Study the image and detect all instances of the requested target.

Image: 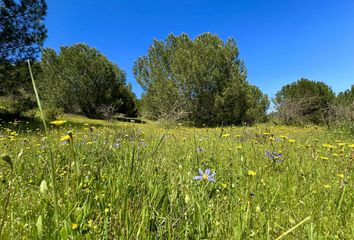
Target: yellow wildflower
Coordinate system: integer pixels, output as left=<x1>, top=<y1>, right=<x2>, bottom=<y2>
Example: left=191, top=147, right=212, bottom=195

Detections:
left=247, top=170, right=257, bottom=177
left=49, top=120, right=67, bottom=126
left=322, top=144, right=336, bottom=149
left=60, top=135, right=71, bottom=142
left=71, top=223, right=78, bottom=230
left=337, top=173, right=344, bottom=179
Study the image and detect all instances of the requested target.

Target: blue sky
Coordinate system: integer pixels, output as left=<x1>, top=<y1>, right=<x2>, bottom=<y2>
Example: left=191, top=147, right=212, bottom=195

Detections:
left=45, top=0, right=354, bottom=101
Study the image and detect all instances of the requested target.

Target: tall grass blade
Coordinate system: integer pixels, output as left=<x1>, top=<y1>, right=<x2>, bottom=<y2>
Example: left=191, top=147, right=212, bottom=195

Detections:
left=275, top=216, right=311, bottom=240
left=28, top=59, right=59, bottom=228
left=27, top=60, right=47, bottom=134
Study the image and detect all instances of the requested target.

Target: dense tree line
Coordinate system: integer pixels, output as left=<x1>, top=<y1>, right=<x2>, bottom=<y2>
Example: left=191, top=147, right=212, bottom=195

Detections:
left=1, top=1, right=352, bottom=127
left=134, top=33, right=269, bottom=125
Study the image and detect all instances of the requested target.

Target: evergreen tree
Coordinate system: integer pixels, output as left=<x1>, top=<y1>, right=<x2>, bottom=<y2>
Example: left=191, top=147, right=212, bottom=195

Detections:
left=274, top=78, right=335, bottom=124
left=40, top=44, right=138, bottom=118
left=0, top=0, right=47, bottom=115
left=133, top=33, right=268, bottom=125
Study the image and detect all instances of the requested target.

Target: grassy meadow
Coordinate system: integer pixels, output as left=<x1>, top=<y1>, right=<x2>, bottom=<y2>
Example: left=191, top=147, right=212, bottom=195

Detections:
left=1, top=115, right=354, bottom=239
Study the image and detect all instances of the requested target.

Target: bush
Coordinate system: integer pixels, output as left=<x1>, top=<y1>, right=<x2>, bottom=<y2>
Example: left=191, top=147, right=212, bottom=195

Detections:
left=274, top=79, right=335, bottom=125
left=43, top=108, right=64, bottom=121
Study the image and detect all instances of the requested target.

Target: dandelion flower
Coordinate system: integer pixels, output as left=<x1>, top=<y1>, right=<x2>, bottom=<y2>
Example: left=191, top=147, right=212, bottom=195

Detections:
left=49, top=120, right=67, bottom=126
left=247, top=170, right=257, bottom=176
left=71, top=223, right=78, bottom=230
left=60, top=135, right=71, bottom=142
left=322, top=144, right=336, bottom=149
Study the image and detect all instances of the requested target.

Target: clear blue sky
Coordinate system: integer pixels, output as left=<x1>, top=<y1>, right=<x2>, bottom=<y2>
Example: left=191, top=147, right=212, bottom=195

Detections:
left=44, top=0, right=354, bottom=101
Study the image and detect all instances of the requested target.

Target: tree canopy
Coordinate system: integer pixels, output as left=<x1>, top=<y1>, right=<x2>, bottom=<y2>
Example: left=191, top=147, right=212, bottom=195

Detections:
left=274, top=78, right=335, bottom=124
left=39, top=44, right=138, bottom=118
left=0, top=0, right=47, bottom=63
left=0, top=0, right=47, bottom=115
left=336, top=85, right=354, bottom=105
left=133, top=33, right=269, bottom=125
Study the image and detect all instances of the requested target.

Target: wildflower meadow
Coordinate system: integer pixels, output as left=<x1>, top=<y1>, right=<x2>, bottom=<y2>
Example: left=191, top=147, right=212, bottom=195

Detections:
left=1, top=116, right=354, bottom=239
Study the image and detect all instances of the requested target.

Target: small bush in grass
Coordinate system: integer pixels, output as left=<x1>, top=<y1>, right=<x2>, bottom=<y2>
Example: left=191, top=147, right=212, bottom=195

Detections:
left=44, top=108, right=64, bottom=121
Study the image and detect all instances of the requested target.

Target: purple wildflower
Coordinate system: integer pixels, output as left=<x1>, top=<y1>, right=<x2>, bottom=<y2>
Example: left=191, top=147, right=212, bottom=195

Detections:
left=265, top=151, right=282, bottom=159
left=193, top=168, right=216, bottom=182
left=266, top=150, right=283, bottom=163
left=196, top=147, right=204, bottom=153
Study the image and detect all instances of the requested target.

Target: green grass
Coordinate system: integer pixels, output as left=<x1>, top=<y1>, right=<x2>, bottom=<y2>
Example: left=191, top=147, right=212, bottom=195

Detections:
left=0, top=117, right=354, bottom=239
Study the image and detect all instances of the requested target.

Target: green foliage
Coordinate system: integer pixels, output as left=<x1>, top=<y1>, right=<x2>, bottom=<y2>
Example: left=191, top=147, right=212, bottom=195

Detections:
left=215, top=83, right=269, bottom=125
left=274, top=78, right=335, bottom=124
left=43, top=107, right=64, bottom=121
left=0, top=0, right=47, bottom=115
left=0, top=61, right=40, bottom=115
left=336, top=85, right=354, bottom=105
left=39, top=44, right=138, bottom=118
left=327, top=85, right=354, bottom=134
left=133, top=33, right=269, bottom=125
left=0, top=0, right=47, bottom=63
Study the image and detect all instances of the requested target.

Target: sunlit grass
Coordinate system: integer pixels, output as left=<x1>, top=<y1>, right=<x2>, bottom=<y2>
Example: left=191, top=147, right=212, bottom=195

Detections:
left=0, top=116, right=353, bottom=239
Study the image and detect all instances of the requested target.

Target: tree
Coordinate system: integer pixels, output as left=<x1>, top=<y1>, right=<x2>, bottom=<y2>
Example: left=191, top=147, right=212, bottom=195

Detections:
left=0, top=0, right=47, bottom=63
left=0, top=0, right=47, bottom=115
left=327, top=85, right=354, bottom=133
left=133, top=33, right=269, bottom=125
left=0, top=61, right=39, bottom=114
left=39, top=44, right=138, bottom=118
left=274, top=78, right=335, bottom=124
left=336, top=85, right=354, bottom=105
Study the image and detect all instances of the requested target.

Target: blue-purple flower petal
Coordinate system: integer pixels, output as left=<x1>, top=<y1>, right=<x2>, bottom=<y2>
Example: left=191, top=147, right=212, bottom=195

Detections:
left=193, top=176, right=203, bottom=180
left=209, top=172, right=216, bottom=177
